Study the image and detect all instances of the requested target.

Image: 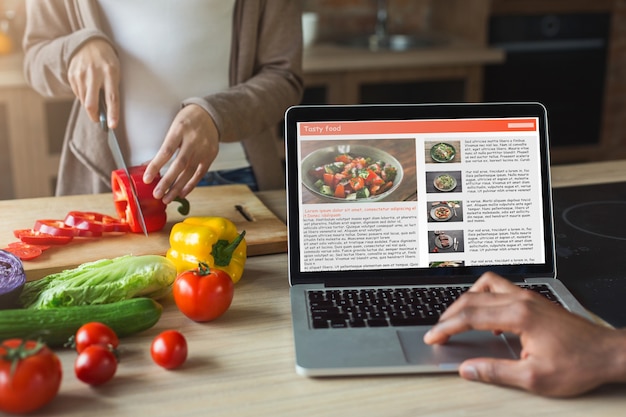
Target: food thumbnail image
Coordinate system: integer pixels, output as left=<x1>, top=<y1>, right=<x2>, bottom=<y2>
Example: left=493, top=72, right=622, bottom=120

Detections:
left=429, top=230, right=464, bottom=253
left=429, top=261, right=465, bottom=268
left=425, top=141, right=460, bottom=163
left=425, top=171, right=462, bottom=193
left=300, top=139, right=418, bottom=203
left=427, top=201, right=462, bottom=222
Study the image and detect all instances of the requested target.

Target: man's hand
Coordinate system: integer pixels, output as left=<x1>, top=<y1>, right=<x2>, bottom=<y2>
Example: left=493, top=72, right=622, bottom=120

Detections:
left=424, top=272, right=626, bottom=397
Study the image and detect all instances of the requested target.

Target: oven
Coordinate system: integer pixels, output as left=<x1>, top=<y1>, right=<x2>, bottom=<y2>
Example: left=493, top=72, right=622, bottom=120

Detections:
left=483, top=13, right=611, bottom=149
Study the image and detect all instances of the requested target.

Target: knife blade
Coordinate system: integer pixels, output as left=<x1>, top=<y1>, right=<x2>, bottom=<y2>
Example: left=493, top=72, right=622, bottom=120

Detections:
left=99, top=94, right=149, bottom=236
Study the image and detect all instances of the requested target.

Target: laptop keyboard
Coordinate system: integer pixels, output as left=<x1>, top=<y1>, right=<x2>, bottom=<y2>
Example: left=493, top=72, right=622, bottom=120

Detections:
left=308, top=284, right=562, bottom=329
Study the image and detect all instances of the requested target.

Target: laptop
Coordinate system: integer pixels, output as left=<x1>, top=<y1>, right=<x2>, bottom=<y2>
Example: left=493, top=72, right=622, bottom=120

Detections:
left=284, top=102, right=593, bottom=377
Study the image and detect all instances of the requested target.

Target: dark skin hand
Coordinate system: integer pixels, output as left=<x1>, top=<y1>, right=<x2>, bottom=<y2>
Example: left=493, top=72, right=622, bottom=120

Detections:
left=68, top=39, right=219, bottom=203
left=424, top=272, right=626, bottom=397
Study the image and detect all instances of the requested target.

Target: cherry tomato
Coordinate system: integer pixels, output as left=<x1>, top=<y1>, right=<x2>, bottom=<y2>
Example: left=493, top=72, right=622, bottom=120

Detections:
left=75, top=322, right=119, bottom=353
left=2, top=242, right=43, bottom=261
left=0, top=339, right=62, bottom=414
left=74, top=344, right=117, bottom=386
left=150, top=330, right=188, bottom=370
left=173, top=263, right=234, bottom=322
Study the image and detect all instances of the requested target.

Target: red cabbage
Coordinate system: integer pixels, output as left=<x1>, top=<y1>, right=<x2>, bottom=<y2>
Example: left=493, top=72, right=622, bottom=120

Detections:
left=0, top=249, right=26, bottom=309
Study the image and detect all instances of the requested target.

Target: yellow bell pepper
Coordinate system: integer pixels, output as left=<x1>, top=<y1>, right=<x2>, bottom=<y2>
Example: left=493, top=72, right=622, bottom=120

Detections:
left=166, top=217, right=246, bottom=283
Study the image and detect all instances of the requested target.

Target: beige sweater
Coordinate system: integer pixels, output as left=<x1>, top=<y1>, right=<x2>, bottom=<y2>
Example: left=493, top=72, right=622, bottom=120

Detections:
left=23, top=0, right=303, bottom=194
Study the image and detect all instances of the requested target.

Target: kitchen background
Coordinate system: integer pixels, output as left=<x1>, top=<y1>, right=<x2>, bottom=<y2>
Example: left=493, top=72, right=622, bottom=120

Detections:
left=0, top=0, right=625, bottom=200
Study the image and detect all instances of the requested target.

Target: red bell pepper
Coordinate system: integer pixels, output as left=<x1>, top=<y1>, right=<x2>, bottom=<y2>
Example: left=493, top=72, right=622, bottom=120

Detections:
left=111, top=165, right=190, bottom=234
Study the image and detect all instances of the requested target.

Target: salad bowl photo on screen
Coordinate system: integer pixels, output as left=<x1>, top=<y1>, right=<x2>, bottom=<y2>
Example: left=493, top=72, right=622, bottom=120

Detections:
left=301, top=144, right=404, bottom=203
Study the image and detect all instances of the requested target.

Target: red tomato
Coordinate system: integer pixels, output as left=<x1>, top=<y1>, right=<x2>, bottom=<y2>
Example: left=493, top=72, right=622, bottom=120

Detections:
left=0, top=339, right=62, bottom=414
left=13, top=229, right=73, bottom=245
left=173, top=263, right=234, bottom=322
left=334, top=183, right=346, bottom=198
left=323, top=172, right=334, bottom=187
left=335, top=154, right=352, bottom=164
left=349, top=176, right=365, bottom=191
left=74, top=344, right=117, bottom=386
left=150, top=330, right=188, bottom=370
left=2, top=242, right=43, bottom=261
left=75, top=322, right=119, bottom=353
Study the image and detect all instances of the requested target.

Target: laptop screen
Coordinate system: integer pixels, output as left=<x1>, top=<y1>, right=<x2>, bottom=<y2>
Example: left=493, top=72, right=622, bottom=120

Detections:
left=285, top=103, right=555, bottom=286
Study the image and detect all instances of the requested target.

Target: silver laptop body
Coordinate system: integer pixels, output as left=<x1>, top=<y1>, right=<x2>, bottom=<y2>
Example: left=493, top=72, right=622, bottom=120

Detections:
left=285, top=102, right=593, bottom=377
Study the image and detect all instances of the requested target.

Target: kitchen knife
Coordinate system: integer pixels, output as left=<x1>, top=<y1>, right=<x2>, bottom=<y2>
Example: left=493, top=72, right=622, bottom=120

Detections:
left=99, top=94, right=149, bottom=236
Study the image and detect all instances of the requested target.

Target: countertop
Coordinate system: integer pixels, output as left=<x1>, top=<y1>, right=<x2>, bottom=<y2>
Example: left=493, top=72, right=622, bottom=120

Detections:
left=8, top=159, right=626, bottom=416
left=303, top=39, right=504, bottom=74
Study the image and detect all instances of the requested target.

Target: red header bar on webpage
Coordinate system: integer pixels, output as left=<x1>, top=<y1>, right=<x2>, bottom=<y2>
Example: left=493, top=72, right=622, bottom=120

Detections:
left=299, top=119, right=538, bottom=136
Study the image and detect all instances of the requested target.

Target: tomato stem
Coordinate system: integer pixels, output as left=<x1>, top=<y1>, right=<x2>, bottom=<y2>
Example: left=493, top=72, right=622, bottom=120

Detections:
left=1, top=339, right=45, bottom=377
left=197, top=262, right=212, bottom=276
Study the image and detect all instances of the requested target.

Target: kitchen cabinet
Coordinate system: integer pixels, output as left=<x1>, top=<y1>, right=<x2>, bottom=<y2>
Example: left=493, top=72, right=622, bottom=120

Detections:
left=0, top=53, right=70, bottom=200
left=302, top=40, right=504, bottom=105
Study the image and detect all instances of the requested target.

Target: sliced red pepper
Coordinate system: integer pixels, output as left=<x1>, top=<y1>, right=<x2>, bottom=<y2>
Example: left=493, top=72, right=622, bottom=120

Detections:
left=14, top=229, right=73, bottom=245
left=3, top=241, right=43, bottom=261
left=64, top=211, right=129, bottom=234
left=8, top=241, right=50, bottom=251
left=34, top=219, right=76, bottom=237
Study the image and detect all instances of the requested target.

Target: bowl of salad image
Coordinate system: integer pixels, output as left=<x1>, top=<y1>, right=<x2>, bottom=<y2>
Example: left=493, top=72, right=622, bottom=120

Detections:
left=301, top=144, right=404, bottom=202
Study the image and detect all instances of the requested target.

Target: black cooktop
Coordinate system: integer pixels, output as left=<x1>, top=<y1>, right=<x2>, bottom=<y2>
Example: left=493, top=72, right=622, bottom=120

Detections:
left=552, top=181, right=626, bottom=328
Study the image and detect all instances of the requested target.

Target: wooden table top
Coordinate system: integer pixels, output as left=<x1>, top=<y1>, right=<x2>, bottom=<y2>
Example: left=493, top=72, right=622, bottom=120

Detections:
left=12, top=160, right=626, bottom=416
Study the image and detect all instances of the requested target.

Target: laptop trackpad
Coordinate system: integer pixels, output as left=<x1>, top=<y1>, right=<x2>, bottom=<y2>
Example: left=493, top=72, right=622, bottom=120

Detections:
left=397, top=329, right=520, bottom=370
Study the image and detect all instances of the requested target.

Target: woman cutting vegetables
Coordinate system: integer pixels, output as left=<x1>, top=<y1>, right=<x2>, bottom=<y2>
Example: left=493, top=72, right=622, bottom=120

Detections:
left=22, top=1, right=303, bottom=202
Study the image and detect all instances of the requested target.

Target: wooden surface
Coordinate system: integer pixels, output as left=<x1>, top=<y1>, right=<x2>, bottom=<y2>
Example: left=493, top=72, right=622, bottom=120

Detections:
left=550, top=159, right=626, bottom=188
left=0, top=184, right=287, bottom=281
left=6, top=160, right=626, bottom=416
left=36, top=255, right=626, bottom=417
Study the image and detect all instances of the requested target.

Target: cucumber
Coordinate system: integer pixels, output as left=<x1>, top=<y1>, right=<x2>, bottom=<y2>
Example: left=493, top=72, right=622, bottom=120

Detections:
left=0, top=297, right=162, bottom=348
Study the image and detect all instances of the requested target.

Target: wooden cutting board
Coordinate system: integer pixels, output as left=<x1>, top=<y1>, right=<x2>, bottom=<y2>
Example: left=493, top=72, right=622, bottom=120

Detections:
left=0, top=185, right=287, bottom=281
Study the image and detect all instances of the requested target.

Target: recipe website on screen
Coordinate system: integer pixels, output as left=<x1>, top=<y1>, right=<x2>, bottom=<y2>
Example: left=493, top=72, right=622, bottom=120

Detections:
left=297, top=117, right=546, bottom=273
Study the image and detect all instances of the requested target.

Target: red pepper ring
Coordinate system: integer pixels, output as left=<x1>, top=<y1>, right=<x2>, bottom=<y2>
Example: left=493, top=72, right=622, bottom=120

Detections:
left=14, top=229, right=73, bottom=245
left=34, top=219, right=77, bottom=237
left=64, top=211, right=129, bottom=234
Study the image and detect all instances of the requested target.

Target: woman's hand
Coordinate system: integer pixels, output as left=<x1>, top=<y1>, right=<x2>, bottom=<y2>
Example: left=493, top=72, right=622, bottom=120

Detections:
left=424, top=272, right=626, bottom=397
left=67, top=39, right=120, bottom=128
left=142, top=104, right=220, bottom=204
